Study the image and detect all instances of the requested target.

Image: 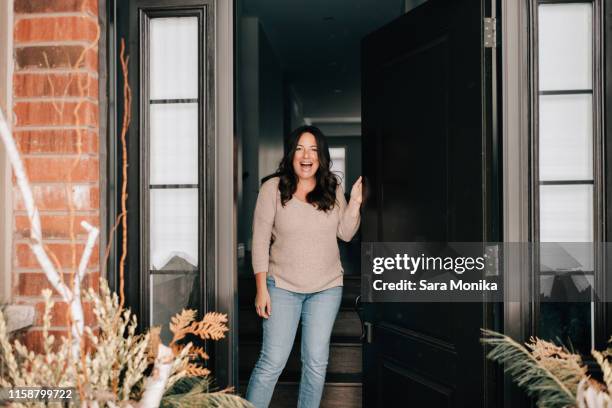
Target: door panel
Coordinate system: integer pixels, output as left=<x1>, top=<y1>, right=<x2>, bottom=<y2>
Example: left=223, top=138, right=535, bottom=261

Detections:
left=362, top=0, right=493, bottom=406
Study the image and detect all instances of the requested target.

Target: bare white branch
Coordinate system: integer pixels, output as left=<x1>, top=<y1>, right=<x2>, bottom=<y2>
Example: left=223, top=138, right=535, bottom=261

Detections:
left=0, top=108, right=87, bottom=358
left=138, top=344, right=174, bottom=408
left=0, top=109, right=73, bottom=302
left=79, top=221, right=100, bottom=281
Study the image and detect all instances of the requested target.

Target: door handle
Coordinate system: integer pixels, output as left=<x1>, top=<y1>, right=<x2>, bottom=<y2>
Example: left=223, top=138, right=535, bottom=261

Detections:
left=354, top=295, right=374, bottom=343
left=354, top=295, right=364, bottom=341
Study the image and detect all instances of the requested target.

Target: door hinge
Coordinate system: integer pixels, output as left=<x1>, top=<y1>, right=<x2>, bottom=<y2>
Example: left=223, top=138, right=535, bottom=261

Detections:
left=484, top=17, right=497, bottom=48
left=485, top=244, right=501, bottom=277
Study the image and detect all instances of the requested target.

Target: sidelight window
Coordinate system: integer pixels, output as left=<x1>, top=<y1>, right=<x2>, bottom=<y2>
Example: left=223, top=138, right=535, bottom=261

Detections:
left=145, top=14, right=204, bottom=343
left=535, top=1, right=601, bottom=352
left=110, top=0, right=214, bottom=343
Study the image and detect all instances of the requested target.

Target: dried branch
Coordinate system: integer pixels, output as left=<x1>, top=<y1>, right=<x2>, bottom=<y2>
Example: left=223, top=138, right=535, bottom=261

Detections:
left=118, top=38, right=132, bottom=308
left=139, top=344, right=174, bottom=408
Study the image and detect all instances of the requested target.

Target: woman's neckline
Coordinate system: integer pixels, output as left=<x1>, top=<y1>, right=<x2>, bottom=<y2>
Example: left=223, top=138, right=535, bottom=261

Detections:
left=291, top=195, right=317, bottom=208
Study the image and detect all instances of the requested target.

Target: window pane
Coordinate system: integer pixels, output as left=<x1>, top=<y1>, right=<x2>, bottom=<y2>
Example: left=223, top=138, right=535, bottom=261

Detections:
left=151, top=273, right=200, bottom=343
left=150, top=17, right=199, bottom=100
left=540, top=184, right=593, bottom=243
left=539, top=302, right=591, bottom=353
left=539, top=273, right=593, bottom=297
left=329, top=147, right=346, bottom=191
left=539, top=94, right=593, bottom=181
left=538, top=3, right=592, bottom=91
left=150, top=103, right=199, bottom=185
left=540, top=242, right=593, bottom=273
left=150, top=188, right=199, bottom=270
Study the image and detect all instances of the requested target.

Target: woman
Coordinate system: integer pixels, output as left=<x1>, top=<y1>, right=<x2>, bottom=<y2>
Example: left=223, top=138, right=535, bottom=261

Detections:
left=245, top=125, right=362, bottom=408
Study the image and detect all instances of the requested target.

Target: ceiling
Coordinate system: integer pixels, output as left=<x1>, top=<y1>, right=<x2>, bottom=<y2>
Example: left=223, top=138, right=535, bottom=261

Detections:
left=241, top=0, right=405, bottom=122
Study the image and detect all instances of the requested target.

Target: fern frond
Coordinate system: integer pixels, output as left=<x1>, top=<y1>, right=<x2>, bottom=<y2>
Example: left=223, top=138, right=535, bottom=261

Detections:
left=526, top=336, right=587, bottom=396
left=481, top=329, right=577, bottom=408
left=161, top=380, right=254, bottom=408
left=189, top=346, right=209, bottom=360
left=163, top=376, right=212, bottom=396
left=191, top=312, right=229, bottom=341
left=185, top=363, right=210, bottom=377
left=170, top=309, right=197, bottom=343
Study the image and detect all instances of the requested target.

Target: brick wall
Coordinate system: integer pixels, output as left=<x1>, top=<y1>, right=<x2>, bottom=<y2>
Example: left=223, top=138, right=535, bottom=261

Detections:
left=11, top=0, right=101, bottom=350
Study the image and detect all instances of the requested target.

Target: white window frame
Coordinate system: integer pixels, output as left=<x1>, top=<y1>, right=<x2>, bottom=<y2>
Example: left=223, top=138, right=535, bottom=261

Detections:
left=0, top=0, right=13, bottom=304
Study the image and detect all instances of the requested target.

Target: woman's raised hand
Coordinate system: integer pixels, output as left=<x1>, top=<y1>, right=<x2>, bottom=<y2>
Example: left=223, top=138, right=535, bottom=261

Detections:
left=350, top=176, right=363, bottom=205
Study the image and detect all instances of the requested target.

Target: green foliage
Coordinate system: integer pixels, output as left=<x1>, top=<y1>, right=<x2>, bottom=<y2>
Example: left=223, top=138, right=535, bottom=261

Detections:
left=161, top=377, right=254, bottom=408
left=481, top=329, right=577, bottom=408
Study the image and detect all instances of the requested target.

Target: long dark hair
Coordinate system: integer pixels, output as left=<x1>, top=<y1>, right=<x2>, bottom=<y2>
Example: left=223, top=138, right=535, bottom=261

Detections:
left=262, top=125, right=339, bottom=211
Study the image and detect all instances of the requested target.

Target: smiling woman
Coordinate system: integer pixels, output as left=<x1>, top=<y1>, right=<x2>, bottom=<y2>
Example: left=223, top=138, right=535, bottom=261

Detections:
left=245, top=125, right=362, bottom=408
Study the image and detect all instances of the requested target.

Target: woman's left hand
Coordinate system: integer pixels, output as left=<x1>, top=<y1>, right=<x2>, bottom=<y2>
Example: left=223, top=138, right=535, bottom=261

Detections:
left=350, top=176, right=363, bottom=205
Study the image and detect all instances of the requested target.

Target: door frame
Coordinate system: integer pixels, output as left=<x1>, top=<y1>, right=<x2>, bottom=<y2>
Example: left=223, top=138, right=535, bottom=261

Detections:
left=500, top=0, right=533, bottom=345
left=215, top=0, right=237, bottom=389
left=502, top=0, right=610, bottom=405
left=104, top=0, right=236, bottom=388
left=500, top=1, right=534, bottom=405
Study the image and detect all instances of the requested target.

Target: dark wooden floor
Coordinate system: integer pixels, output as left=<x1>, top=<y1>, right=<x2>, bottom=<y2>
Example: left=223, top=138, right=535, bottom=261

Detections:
left=237, top=245, right=362, bottom=408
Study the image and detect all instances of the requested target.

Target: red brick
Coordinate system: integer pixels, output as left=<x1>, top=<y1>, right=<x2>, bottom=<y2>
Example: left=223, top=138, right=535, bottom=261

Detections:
left=17, top=329, right=69, bottom=354
left=22, top=157, right=99, bottom=182
left=13, top=184, right=100, bottom=211
left=14, top=17, right=99, bottom=44
left=16, top=272, right=100, bottom=297
left=15, top=214, right=99, bottom=239
left=14, top=101, right=98, bottom=127
left=15, top=46, right=97, bottom=71
left=34, top=301, right=95, bottom=326
left=90, top=185, right=99, bottom=207
left=14, top=129, right=98, bottom=154
left=14, top=72, right=98, bottom=99
left=15, top=242, right=99, bottom=269
left=15, top=0, right=98, bottom=15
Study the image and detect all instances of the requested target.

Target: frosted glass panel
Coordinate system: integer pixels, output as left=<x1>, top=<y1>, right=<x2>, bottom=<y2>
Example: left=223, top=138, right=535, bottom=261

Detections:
left=150, top=189, right=199, bottom=270
left=540, top=184, right=593, bottom=243
left=539, top=94, right=592, bottom=181
left=539, top=242, right=594, bottom=273
left=538, top=3, right=592, bottom=90
left=330, top=147, right=346, bottom=191
left=150, top=17, right=199, bottom=100
left=150, top=103, right=198, bottom=185
left=151, top=273, right=199, bottom=343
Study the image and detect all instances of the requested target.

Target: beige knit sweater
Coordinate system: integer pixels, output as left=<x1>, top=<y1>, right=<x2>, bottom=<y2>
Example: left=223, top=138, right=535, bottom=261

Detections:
left=251, top=177, right=360, bottom=293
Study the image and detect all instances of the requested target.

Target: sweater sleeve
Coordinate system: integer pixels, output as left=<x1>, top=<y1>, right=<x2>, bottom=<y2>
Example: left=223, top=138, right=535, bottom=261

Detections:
left=336, top=185, right=361, bottom=242
left=251, top=178, right=278, bottom=274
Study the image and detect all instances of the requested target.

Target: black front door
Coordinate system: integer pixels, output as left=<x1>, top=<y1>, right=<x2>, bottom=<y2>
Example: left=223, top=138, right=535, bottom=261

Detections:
left=361, top=0, right=498, bottom=406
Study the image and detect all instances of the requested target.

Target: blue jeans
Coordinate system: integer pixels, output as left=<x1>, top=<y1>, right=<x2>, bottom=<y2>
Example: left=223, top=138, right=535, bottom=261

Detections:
left=246, top=276, right=342, bottom=408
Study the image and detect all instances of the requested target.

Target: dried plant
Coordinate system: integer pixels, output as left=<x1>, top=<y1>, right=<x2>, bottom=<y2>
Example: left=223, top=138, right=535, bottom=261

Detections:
left=593, top=348, right=612, bottom=393
left=167, top=309, right=230, bottom=380
left=160, top=377, right=252, bottom=408
left=482, top=329, right=612, bottom=408
left=526, top=336, right=588, bottom=396
left=0, top=280, right=253, bottom=407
